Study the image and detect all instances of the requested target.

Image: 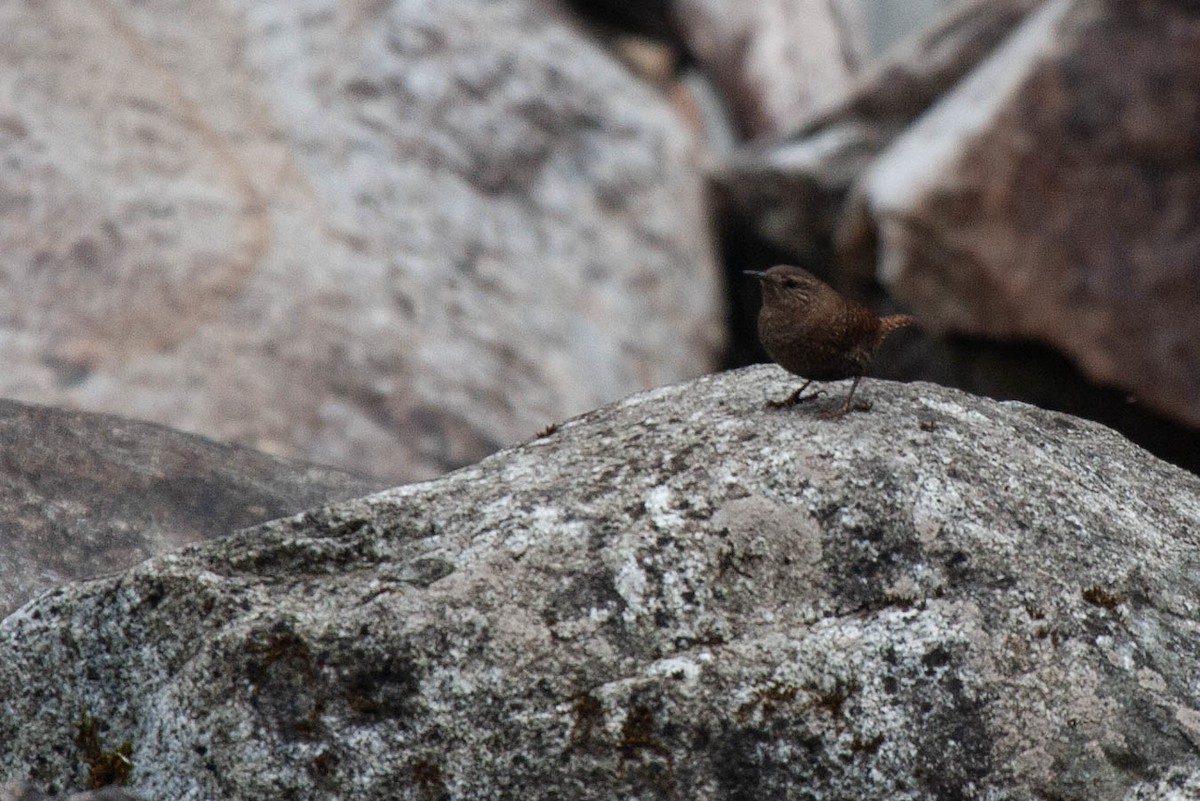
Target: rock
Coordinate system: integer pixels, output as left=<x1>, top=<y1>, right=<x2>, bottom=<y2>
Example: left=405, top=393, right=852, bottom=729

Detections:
left=566, top=0, right=868, bottom=143
left=841, top=0, right=1200, bottom=428
left=863, top=0, right=963, bottom=54
left=0, top=398, right=383, bottom=619
left=864, top=332, right=1200, bottom=478
left=671, top=0, right=869, bottom=141
left=1, top=783, right=140, bottom=801
left=2, top=366, right=1200, bottom=799
left=717, top=0, right=1044, bottom=264
left=0, top=0, right=723, bottom=483
left=1124, top=768, right=1200, bottom=801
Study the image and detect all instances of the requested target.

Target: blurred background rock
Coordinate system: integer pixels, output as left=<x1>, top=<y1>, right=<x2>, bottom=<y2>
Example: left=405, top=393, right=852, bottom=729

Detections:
left=0, top=0, right=724, bottom=483
left=1, top=0, right=1196, bottom=481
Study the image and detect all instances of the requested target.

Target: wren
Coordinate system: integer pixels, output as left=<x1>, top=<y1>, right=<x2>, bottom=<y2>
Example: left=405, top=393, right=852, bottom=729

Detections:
left=746, top=265, right=914, bottom=418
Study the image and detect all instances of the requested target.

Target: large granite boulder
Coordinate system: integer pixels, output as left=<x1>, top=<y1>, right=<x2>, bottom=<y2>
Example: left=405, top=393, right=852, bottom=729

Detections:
left=0, top=0, right=723, bottom=483
left=2, top=367, right=1199, bottom=799
left=0, top=398, right=383, bottom=619
left=841, top=0, right=1200, bottom=428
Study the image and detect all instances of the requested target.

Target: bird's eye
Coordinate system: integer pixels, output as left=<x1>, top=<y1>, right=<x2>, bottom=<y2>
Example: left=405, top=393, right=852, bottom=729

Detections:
left=781, top=277, right=799, bottom=288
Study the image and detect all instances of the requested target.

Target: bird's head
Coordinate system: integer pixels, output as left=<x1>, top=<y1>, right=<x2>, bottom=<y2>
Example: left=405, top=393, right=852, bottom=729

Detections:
left=744, top=265, right=824, bottom=309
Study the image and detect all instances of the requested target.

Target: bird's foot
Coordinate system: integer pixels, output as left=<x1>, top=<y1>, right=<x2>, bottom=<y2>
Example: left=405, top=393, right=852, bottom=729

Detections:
left=818, top=404, right=851, bottom=420
left=764, top=386, right=825, bottom=410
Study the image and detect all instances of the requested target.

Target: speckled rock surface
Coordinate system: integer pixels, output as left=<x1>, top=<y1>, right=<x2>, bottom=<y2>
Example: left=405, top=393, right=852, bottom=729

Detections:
left=2, top=366, right=1199, bottom=799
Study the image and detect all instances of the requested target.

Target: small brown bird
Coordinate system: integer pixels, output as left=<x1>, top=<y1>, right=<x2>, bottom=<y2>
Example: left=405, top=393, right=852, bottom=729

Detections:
left=746, top=265, right=914, bottom=418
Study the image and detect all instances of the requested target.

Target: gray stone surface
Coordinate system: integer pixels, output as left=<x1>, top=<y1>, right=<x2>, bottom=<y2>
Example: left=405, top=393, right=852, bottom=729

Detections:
left=0, top=0, right=723, bottom=482
left=0, top=398, right=383, bottom=619
left=864, top=0, right=962, bottom=55
left=2, top=366, right=1200, bottom=799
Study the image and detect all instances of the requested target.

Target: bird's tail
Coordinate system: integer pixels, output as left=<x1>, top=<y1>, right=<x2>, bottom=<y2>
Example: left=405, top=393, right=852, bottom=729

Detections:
left=879, top=314, right=915, bottom=337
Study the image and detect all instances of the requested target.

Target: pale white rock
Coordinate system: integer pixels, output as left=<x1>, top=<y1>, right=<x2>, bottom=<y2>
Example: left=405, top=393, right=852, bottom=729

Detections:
left=0, top=0, right=724, bottom=481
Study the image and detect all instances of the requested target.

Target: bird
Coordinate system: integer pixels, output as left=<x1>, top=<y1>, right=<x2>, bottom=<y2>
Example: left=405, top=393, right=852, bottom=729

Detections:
left=745, top=264, right=914, bottom=418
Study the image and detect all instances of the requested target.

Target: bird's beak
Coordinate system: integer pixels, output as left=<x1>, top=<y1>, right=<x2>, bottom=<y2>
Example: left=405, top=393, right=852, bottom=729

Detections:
left=743, top=270, right=768, bottom=279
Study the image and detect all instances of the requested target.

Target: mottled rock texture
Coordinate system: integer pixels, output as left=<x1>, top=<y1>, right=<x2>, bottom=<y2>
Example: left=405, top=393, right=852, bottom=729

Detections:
left=0, top=398, right=383, bottom=619
left=842, top=0, right=1200, bottom=427
left=0, top=0, right=723, bottom=482
left=2, top=367, right=1199, bottom=799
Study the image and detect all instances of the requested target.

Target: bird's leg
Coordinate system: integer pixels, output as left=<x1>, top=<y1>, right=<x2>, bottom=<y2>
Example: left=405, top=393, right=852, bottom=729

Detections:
left=819, top=376, right=864, bottom=419
left=765, top=379, right=825, bottom=410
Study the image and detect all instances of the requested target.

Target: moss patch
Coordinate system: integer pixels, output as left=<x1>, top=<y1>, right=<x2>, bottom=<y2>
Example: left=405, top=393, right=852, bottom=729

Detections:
left=75, top=710, right=133, bottom=788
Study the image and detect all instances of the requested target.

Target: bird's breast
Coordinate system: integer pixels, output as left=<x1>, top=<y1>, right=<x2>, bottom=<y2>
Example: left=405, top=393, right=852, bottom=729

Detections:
left=757, top=305, right=873, bottom=380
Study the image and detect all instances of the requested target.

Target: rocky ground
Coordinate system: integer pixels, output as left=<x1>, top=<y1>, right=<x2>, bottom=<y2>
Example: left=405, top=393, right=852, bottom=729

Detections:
left=2, top=367, right=1198, bottom=799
